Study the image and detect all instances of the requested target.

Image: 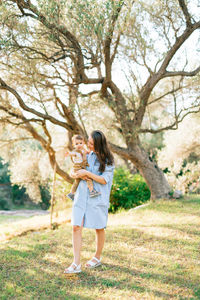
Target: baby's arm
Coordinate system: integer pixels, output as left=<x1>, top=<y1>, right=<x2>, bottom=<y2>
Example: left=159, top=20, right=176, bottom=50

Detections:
left=65, top=150, right=76, bottom=158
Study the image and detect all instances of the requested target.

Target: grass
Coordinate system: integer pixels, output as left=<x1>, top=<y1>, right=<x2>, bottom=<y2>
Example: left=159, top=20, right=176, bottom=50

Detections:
left=0, top=215, right=29, bottom=224
left=0, top=195, right=200, bottom=299
left=0, top=209, right=71, bottom=242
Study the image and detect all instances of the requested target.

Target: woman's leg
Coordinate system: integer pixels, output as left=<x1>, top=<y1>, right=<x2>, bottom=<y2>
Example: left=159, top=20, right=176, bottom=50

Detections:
left=72, top=218, right=84, bottom=265
left=95, top=228, right=105, bottom=259
left=65, top=219, right=84, bottom=272
left=85, top=228, right=105, bottom=267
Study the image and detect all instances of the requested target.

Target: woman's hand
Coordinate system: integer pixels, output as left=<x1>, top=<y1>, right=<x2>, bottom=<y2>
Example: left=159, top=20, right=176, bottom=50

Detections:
left=72, top=169, right=106, bottom=185
left=75, top=169, right=89, bottom=178
left=70, top=169, right=89, bottom=180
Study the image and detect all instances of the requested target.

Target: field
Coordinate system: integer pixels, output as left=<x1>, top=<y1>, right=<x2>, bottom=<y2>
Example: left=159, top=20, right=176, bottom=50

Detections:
left=0, top=196, right=200, bottom=299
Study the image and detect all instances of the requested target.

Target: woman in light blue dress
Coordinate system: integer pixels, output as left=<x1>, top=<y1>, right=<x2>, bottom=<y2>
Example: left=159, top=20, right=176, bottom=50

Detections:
left=64, top=130, right=115, bottom=274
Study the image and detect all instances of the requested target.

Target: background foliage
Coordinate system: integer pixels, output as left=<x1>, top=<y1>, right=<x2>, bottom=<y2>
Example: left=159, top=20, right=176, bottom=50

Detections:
left=109, top=168, right=151, bottom=212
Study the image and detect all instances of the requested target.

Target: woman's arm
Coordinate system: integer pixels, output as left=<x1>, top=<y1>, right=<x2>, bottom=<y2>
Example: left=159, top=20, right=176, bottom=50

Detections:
left=75, top=169, right=106, bottom=185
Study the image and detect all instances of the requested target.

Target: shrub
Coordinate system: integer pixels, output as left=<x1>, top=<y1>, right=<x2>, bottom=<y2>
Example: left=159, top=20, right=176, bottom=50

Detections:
left=39, top=185, right=51, bottom=210
left=0, top=159, right=10, bottom=184
left=0, top=199, right=9, bottom=210
left=109, top=168, right=151, bottom=212
left=11, top=185, right=26, bottom=205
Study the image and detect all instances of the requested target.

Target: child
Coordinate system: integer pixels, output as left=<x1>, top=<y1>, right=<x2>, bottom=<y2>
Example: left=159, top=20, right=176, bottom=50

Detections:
left=66, top=135, right=101, bottom=201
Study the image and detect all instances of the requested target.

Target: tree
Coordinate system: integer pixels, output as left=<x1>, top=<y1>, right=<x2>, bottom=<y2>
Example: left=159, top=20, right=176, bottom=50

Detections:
left=0, top=0, right=199, bottom=199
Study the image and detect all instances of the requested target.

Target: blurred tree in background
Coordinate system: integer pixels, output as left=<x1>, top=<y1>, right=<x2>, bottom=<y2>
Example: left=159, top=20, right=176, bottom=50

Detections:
left=158, top=113, right=200, bottom=194
left=0, top=154, right=51, bottom=209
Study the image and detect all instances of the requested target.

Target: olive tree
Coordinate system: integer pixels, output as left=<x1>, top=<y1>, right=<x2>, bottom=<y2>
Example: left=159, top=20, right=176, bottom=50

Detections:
left=0, top=0, right=199, bottom=198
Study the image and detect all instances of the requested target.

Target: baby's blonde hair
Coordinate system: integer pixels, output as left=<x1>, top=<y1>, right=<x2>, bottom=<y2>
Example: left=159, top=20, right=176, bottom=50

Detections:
left=72, top=134, right=84, bottom=145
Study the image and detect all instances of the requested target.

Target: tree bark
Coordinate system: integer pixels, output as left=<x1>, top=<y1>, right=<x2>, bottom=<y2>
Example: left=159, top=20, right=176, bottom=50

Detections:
left=130, top=145, right=171, bottom=199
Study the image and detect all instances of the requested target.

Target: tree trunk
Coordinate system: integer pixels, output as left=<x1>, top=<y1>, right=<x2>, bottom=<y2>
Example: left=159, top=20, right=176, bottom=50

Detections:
left=129, top=145, right=171, bottom=199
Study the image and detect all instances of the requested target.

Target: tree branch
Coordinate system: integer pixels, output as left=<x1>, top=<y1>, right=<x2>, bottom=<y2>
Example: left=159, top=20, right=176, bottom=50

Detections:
left=163, top=66, right=200, bottom=78
left=148, top=83, right=191, bottom=105
left=104, top=1, right=124, bottom=80
left=178, top=0, right=192, bottom=26
left=0, top=78, right=74, bottom=131
left=139, top=107, right=200, bottom=134
left=136, top=21, right=200, bottom=127
left=0, top=138, right=33, bottom=145
left=0, top=99, right=73, bottom=183
left=158, top=22, right=200, bottom=76
left=10, top=0, right=89, bottom=83
left=110, top=33, right=121, bottom=64
left=79, top=90, right=99, bottom=97
left=108, top=142, right=131, bottom=160
left=23, top=122, right=73, bottom=183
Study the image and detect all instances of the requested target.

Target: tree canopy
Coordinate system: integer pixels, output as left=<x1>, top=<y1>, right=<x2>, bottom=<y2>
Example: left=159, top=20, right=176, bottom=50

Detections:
left=0, top=0, right=199, bottom=198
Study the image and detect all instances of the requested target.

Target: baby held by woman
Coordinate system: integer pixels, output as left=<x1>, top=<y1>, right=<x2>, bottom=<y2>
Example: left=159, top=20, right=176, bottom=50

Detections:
left=65, top=135, right=101, bottom=201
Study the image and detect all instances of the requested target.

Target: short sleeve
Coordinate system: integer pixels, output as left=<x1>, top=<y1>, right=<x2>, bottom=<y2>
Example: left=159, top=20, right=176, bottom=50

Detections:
left=100, top=164, right=115, bottom=184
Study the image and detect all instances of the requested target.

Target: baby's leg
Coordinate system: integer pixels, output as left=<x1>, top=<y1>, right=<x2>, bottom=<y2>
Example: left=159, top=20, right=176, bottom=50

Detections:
left=70, top=165, right=82, bottom=194
left=86, top=179, right=94, bottom=192
left=86, top=179, right=101, bottom=198
left=71, top=179, right=81, bottom=194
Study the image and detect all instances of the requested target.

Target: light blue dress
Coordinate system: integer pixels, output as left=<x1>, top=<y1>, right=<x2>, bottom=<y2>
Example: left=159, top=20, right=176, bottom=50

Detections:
left=71, top=151, right=115, bottom=229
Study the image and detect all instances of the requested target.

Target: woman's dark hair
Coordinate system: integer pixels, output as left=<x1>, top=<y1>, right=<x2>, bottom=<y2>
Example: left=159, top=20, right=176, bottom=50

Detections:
left=91, top=130, right=114, bottom=172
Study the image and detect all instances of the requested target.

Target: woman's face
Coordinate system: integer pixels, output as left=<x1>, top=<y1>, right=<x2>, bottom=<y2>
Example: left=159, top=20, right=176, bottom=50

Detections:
left=88, top=136, right=95, bottom=152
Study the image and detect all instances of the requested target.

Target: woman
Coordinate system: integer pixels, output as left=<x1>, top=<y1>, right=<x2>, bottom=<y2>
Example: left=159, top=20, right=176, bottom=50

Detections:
left=64, top=130, right=115, bottom=274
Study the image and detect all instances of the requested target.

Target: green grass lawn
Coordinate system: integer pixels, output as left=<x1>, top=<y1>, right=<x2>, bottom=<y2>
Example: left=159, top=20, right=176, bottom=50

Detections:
left=0, top=195, right=200, bottom=300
